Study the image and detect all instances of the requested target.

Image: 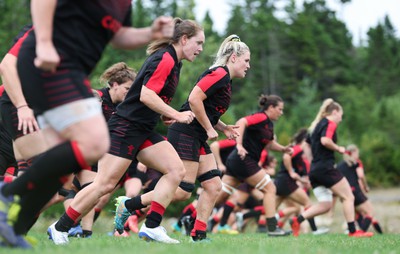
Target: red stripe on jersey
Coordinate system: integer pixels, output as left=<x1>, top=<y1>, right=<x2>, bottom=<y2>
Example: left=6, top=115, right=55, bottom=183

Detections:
left=145, top=52, right=175, bottom=94
left=357, top=159, right=364, bottom=169
left=218, top=139, right=236, bottom=149
left=259, top=149, right=268, bottom=165
left=245, top=112, right=267, bottom=126
left=325, top=120, right=337, bottom=139
left=71, top=141, right=90, bottom=170
left=196, top=67, right=227, bottom=93
left=139, top=139, right=154, bottom=150
left=97, top=90, right=104, bottom=97
left=0, top=85, right=4, bottom=97
left=6, top=166, right=16, bottom=175
left=9, top=27, right=33, bottom=57
left=291, top=145, right=302, bottom=157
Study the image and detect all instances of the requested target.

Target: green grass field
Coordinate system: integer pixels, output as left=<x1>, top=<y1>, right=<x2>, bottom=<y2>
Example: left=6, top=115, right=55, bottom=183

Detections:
left=6, top=230, right=400, bottom=254
left=4, top=214, right=399, bottom=254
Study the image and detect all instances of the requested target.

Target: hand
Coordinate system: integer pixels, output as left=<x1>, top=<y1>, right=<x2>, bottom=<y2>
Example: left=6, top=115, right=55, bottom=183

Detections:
left=17, top=106, right=40, bottom=135
left=34, top=41, right=60, bottom=72
left=289, top=171, right=300, bottom=181
left=218, top=164, right=227, bottom=174
left=337, top=146, right=346, bottom=154
left=282, top=146, right=293, bottom=155
left=223, top=125, right=240, bottom=140
left=151, top=16, right=174, bottom=40
left=206, top=128, right=218, bottom=141
left=175, top=111, right=195, bottom=124
left=236, top=144, right=248, bottom=160
left=160, top=115, right=176, bottom=126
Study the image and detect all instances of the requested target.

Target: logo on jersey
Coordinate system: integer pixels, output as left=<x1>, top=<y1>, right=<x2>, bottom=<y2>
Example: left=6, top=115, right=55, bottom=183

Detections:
left=127, top=145, right=135, bottom=156
left=101, top=15, right=122, bottom=33
left=215, top=106, right=227, bottom=114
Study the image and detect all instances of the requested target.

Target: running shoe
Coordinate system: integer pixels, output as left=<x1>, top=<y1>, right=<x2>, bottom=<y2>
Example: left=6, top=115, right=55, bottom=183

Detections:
left=138, top=223, right=179, bottom=244
left=48, top=222, right=69, bottom=245
left=114, top=230, right=130, bottom=237
left=181, top=215, right=194, bottom=236
left=124, top=215, right=139, bottom=233
left=216, top=224, right=239, bottom=235
left=312, top=227, right=330, bottom=235
left=171, top=222, right=182, bottom=233
left=267, top=227, right=291, bottom=237
left=0, top=183, right=18, bottom=246
left=290, top=217, right=300, bottom=237
left=114, top=196, right=131, bottom=234
left=348, top=230, right=374, bottom=238
left=68, top=224, right=83, bottom=237
left=235, top=212, right=244, bottom=232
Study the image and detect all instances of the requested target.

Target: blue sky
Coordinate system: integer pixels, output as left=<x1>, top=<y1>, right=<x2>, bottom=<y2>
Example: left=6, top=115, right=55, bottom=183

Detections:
left=194, top=0, right=400, bottom=46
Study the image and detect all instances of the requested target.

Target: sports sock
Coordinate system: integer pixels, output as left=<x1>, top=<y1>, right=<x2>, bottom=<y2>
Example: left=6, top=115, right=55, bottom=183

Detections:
left=348, top=221, right=356, bottom=233
left=266, top=217, right=278, bottom=231
left=219, top=201, right=235, bottom=227
left=145, top=201, right=165, bottom=228
left=125, top=195, right=146, bottom=213
left=308, top=218, right=318, bottom=231
left=1, top=141, right=87, bottom=197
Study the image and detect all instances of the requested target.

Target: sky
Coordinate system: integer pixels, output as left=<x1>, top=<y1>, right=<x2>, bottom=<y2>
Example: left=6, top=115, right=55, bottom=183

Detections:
left=194, top=0, right=400, bottom=46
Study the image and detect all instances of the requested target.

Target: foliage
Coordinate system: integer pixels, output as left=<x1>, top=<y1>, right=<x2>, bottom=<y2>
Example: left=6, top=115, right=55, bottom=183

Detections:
left=1, top=0, right=400, bottom=185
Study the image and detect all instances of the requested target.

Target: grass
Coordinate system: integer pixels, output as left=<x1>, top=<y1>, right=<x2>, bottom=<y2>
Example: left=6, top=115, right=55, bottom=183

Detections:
left=4, top=218, right=400, bottom=254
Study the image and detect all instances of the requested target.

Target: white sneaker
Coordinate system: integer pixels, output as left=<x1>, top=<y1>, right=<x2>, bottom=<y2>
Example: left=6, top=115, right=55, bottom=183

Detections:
left=138, top=224, right=179, bottom=244
left=312, top=227, right=330, bottom=235
left=48, top=222, right=69, bottom=245
left=235, top=212, right=244, bottom=231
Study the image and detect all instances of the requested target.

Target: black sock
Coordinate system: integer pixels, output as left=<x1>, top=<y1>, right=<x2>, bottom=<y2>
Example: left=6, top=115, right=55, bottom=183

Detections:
left=145, top=211, right=162, bottom=228
left=297, top=215, right=305, bottom=224
left=361, top=217, right=372, bottom=231
left=2, top=142, right=83, bottom=197
left=348, top=221, right=356, bottom=233
left=220, top=203, right=234, bottom=227
left=266, top=217, right=277, bottom=231
left=56, top=212, right=75, bottom=232
left=308, top=218, right=318, bottom=231
left=243, top=210, right=262, bottom=220
left=372, top=221, right=383, bottom=234
left=125, top=195, right=146, bottom=213
left=93, top=209, right=101, bottom=223
left=82, top=230, right=92, bottom=238
left=13, top=180, right=62, bottom=235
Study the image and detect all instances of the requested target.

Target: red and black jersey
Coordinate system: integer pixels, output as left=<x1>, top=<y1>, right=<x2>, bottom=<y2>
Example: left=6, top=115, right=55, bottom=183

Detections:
left=116, top=45, right=182, bottom=131
left=1, top=25, right=33, bottom=104
left=337, top=160, right=360, bottom=189
left=96, top=87, right=117, bottom=122
left=169, top=66, right=231, bottom=140
left=22, top=0, right=132, bottom=74
left=308, top=117, right=337, bottom=164
left=278, top=144, right=308, bottom=176
left=242, top=112, right=274, bottom=161
left=217, top=139, right=236, bottom=163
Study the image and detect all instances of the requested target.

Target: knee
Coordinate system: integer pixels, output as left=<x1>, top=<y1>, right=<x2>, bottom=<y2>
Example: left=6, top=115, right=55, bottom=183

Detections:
left=203, top=177, right=222, bottom=195
left=174, top=189, right=192, bottom=201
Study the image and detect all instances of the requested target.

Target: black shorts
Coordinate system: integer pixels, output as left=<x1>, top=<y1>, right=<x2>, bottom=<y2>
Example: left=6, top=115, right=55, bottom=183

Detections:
left=0, top=125, right=16, bottom=175
left=225, top=152, right=261, bottom=181
left=309, top=162, right=344, bottom=188
left=237, top=182, right=253, bottom=193
left=121, top=161, right=147, bottom=185
left=274, top=173, right=299, bottom=197
left=17, top=46, right=93, bottom=114
left=107, top=114, right=165, bottom=160
left=143, top=168, right=163, bottom=193
left=0, top=100, right=24, bottom=140
left=167, top=128, right=211, bottom=162
left=353, top=187, right=368, bottom=206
